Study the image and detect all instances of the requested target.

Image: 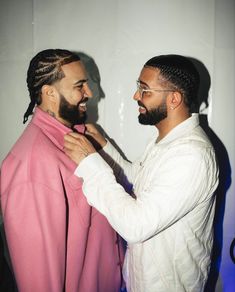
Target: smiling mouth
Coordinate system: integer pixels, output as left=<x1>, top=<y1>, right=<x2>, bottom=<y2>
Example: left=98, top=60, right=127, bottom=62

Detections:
left=78, top=102, right=87, bottom=112
left=139, top=106, right=147, bottom=114
left=138, top=101, right=147, bottom=114
left=78, top=98, right=89, bottom=112
left=137, top=101, right=147, bottom=114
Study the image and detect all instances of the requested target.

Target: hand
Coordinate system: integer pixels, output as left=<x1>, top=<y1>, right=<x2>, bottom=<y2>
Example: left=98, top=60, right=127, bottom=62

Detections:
left=64, top=132, right=96, bottom=165
left=85, top=124, right=107, bottom=149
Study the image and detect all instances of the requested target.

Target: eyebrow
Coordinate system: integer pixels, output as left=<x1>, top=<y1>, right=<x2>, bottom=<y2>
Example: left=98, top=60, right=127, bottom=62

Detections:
left=73, top=79, right=88, bottom=86
left=137, top=80, right=150, bottom=88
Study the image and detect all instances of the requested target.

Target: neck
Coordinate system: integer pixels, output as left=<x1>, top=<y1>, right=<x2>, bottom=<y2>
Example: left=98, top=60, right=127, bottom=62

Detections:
left=155, top=111, right=191, bottom=142
left=38, top=105, right=72, bottom=128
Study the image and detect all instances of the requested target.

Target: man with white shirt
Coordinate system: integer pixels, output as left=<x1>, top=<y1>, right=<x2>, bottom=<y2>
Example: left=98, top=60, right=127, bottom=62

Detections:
left=64, top=54, right=219, bottom=292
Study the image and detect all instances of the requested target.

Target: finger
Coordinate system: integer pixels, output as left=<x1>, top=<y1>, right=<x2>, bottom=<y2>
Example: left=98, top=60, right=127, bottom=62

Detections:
left=85, top=124, right=97, bottom=134
left=64, top=140, right=76, bottom=150
left=64, top=148, right=72, bottom=155
left=64, top=133, right=82, bottom=144
left=64, top=137, right=92, bottom=153
left=63, top=148, right=76, bottom=160
left=68, top=132, right=83, bottom=139
left=64, top=147, right=88, bottom=164
left=85, top=123, right=95, bottom=130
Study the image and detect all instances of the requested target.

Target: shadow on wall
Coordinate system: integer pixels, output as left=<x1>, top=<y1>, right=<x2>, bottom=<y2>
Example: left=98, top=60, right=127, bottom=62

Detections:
left=75, top=51, right=129, bottom=161
left=74, top=51, right=105, bottom=124
left=190, top=58, right=232, bottom=292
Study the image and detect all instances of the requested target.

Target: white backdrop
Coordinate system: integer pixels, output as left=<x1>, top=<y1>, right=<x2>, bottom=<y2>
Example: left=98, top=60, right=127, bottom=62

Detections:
left=0, top=0, right=234, bottom=291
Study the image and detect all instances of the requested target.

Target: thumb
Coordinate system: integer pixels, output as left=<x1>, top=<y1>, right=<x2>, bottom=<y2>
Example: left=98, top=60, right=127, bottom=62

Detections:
left=85, top=123, right=97, bottom=134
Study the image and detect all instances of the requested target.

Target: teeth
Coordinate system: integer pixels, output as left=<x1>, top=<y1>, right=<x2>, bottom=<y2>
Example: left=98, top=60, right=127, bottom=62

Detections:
left=79, top=103, right=86, bottom=107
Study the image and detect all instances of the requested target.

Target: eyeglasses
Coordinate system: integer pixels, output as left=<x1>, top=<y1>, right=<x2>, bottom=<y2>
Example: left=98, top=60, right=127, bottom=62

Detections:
left=136, top=80, right=174, bottom=99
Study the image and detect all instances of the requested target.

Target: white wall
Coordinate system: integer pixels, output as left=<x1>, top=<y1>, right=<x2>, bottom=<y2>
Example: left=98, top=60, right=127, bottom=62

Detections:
left=0, top=0, right=234, bottom=290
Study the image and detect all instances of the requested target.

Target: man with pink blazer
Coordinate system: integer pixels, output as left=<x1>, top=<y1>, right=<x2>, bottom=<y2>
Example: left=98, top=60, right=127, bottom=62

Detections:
left=0, top=49, right=125, bottom=292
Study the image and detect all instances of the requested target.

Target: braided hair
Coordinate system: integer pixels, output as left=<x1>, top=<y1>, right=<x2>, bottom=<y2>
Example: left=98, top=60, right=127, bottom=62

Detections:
left=23, top=49, right=80, bottom=123
left=144, top=55, right=200, bottom=113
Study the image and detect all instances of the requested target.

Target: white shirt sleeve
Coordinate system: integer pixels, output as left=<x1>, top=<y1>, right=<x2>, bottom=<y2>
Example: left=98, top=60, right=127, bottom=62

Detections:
left=99, top=141, right=138, bottom=184
left=75, top=144, right=218, bottom=244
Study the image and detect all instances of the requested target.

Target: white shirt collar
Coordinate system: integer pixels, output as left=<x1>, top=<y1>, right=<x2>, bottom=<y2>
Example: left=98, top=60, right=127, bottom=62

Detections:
left=157, top=114, right=199, bottom=145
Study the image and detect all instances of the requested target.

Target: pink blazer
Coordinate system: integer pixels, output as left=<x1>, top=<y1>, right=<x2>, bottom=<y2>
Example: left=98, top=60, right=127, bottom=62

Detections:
left=0, top=108, right=124, bottom=292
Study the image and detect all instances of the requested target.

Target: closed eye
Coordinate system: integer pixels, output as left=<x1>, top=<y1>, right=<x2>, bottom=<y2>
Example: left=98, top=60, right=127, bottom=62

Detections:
left=76, top=85, right=83, bottom=90
left=74, top=79, right=88, bottom=90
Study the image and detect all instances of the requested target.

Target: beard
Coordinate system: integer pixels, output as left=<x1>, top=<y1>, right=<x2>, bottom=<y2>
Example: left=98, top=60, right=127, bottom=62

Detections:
left=138, top=99, right=167, bottom=125
left=59, top=94, right=88, bottom=127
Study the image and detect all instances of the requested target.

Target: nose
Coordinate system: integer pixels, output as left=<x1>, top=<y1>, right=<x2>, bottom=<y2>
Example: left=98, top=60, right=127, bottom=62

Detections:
left=133, top=89, right=141, bottom=101
left=83, top=83, right=93, bottom=99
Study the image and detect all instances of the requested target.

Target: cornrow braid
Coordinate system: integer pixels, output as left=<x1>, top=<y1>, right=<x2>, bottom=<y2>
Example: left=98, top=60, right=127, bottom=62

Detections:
left=23, top=49, right=80, bottom=123
left=144, top=55, right=200, bottom=113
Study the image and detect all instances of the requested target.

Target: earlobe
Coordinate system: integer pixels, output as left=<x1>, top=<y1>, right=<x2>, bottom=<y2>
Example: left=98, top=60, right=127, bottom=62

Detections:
left=169, top=91, right=182, bottom=109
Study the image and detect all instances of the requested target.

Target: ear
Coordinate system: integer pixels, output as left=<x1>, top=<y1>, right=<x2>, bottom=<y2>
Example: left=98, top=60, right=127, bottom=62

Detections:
left=168, top=91, right=183, bottom=110
left=41, top=84, right=58, bottom=103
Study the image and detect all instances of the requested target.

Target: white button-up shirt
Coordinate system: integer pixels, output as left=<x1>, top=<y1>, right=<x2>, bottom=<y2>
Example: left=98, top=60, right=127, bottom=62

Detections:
left=75, top=114, right=219, bottom=292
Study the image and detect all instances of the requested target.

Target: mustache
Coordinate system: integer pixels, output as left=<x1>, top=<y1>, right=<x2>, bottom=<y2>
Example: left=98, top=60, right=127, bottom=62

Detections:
left=138, top=101, right=146, bottom=109
left=78, top=97, right=89, bottom=106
